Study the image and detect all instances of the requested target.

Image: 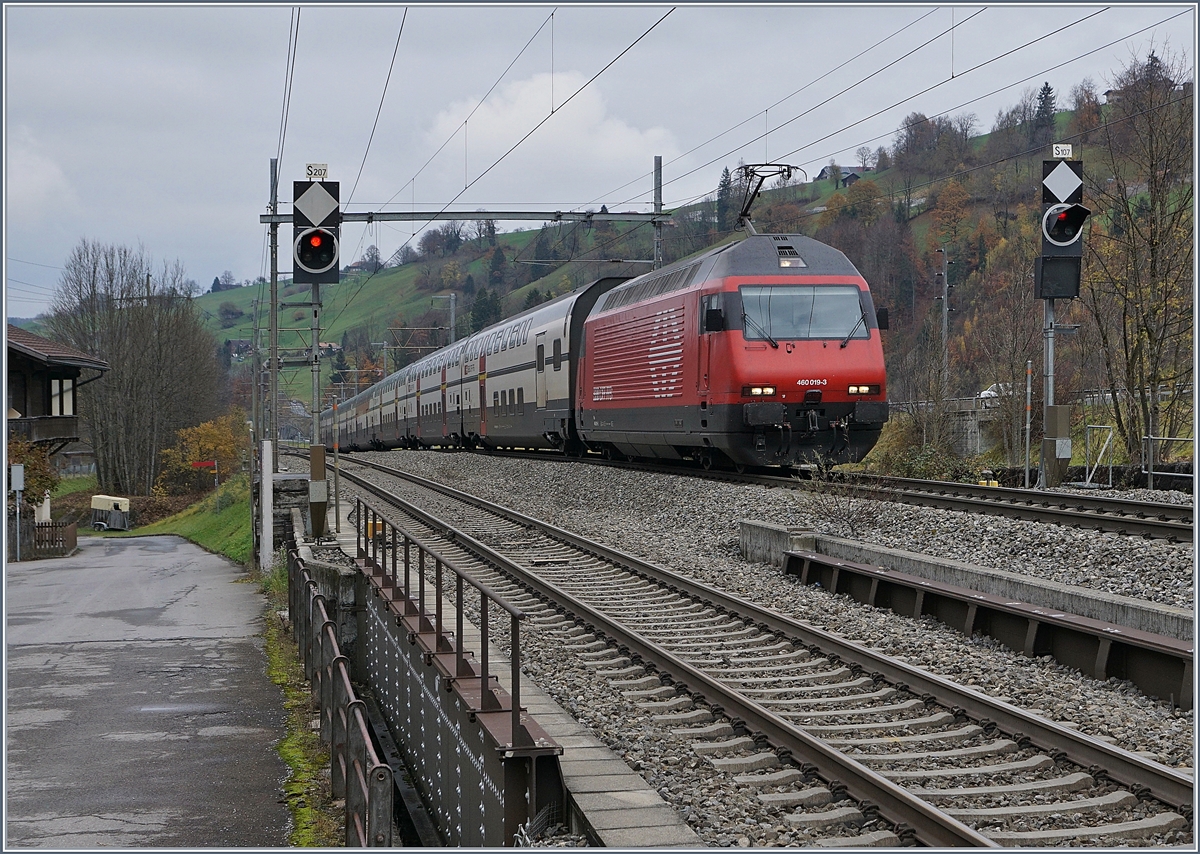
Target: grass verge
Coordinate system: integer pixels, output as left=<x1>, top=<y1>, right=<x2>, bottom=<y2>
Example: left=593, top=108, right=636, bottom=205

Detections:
left=116, top=479, right=343, bottom=846
left=128, top=475, right=254, bottom=563
left=262, top=566, right=344, bottom=847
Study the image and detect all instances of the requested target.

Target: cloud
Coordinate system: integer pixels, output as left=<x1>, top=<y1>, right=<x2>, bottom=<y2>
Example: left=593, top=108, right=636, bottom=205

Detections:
left=421, top=72, right=679, bottom=209
left=7, top=127, right=82, bottom=223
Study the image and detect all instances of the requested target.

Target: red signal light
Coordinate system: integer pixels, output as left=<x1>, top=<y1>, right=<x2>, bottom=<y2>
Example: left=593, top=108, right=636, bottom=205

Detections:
left=309, top=234, right=323, bottom=248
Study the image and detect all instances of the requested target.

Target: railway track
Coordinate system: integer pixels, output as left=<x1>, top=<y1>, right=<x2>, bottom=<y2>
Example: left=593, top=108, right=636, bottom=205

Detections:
left=330, top=454, right=1193, bottom=847
left=335, top=447, right=1194, bottom=541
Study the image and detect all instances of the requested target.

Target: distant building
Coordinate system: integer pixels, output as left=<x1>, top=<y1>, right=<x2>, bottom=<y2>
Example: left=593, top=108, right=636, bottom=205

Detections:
left=814, top=167, right=860, bottom=188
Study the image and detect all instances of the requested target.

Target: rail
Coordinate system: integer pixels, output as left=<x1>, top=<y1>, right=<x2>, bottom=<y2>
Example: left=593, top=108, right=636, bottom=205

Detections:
left=287, top=544, right=393, bottom=847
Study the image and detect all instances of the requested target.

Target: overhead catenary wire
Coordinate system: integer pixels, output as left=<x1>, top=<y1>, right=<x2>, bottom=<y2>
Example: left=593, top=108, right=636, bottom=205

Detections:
left=346, top=9, right=408, bottom=210
left=611, top=6, right=1107, bottom=214
left=608, top=7, right=990, bottom=211
left=790, top=8, right=1190, bottom=187
left=774, top=7, right=1109, bottom=166
left=275, top=7, right=301, bottom=170
left=324, top=7, right=673, bottom=334
left=377, top=8, right=558, bottom=213
left=586, top=6, right=940, bottom=209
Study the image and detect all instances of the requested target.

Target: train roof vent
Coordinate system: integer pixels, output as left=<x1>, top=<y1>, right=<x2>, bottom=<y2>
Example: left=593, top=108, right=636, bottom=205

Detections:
left=597, top=262, right=701, bottom=312
left=776, top=244, right=806, bottom=268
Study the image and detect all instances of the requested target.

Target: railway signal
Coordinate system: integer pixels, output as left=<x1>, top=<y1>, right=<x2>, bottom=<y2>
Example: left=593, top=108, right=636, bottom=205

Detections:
left=1035, top=161, right=1089, bottom=300
left=1037, top=156, right=1089, bottom=489
left=292, top=179, right=340, bottom=284
left=294, top=227, right=339, bottom=275
left=1041, top=203, right=1090, bottom=247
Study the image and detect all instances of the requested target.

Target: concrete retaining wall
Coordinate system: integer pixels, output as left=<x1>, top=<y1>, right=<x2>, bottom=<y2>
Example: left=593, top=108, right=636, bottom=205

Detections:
left=739, top=520, right=1192, bottom=641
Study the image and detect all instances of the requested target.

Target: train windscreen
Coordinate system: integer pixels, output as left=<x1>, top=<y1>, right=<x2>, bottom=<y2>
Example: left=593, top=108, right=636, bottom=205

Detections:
left=739, top=285, right=866, bottom=341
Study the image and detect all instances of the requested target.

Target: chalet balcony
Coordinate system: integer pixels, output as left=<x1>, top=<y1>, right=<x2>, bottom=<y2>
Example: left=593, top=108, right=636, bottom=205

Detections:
left=8, top=415, right=81, bottom=446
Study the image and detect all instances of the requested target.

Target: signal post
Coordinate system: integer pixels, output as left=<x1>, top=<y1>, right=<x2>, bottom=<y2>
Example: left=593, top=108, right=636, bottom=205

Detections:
left=293, top=166, right=340, bottom=540
left=1036, top=148, right=1090, bottom=487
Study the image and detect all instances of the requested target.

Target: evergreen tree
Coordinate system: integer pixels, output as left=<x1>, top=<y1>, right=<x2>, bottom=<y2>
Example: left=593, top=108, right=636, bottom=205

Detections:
left=1034, top=82, right=1057, bottom=147
left=716, top=167, right=734, bottom=232
left=488, top=247, right=506, bottom=289
left=523, top=288, right=543, bottom=310
left=532, top=229, right=553, bottom=281
left=471, top=286, right=503, bottom=332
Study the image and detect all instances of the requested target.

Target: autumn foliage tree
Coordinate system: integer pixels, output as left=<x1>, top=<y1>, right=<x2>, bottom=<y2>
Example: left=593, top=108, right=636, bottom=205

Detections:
left=155, top=409, right=250, bottom=495
left=6, top=438, right=60, bottom=510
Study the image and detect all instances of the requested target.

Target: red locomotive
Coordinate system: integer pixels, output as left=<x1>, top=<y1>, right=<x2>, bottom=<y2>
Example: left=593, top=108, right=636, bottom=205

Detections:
left=322, top=233, right=887, bottom=470
left=578, top=234, right=888, bottom=468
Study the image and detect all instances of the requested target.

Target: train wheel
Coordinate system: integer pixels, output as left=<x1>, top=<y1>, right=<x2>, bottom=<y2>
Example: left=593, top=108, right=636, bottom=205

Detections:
left=735, top=463, right=747, bottom=474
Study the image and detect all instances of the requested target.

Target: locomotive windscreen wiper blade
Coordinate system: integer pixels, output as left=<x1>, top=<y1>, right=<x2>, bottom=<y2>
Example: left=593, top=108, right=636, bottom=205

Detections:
left=840, top=312, right=867, bottom=348
left=742, top=312, right=779, bottom=348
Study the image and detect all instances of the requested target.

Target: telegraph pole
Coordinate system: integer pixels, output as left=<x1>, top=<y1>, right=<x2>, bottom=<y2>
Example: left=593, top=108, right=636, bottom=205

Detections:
left=268, top=158, right=280, bottom=472
left=654, top=155, right=663, bottom=270
left=935, top=248, right=950, bottom=400
left=432, top=293, right=457, bottom=344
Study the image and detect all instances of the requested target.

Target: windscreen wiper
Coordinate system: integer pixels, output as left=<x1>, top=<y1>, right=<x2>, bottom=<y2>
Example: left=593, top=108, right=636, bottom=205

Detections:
left=840, top=312, right=867, bottom=349
left=742, top=312, right=779, bottom=348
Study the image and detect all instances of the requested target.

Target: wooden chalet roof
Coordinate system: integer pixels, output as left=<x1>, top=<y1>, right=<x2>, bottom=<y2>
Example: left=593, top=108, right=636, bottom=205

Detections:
left=6, top=324, right=109, bottom=372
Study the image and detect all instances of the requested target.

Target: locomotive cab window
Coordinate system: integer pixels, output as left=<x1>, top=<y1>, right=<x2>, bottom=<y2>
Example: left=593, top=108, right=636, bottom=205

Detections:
left=739, top=285, right=868, bottom=341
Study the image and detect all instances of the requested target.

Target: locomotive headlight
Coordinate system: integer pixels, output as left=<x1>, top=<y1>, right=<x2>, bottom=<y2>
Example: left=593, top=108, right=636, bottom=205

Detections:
left=743, top=385, right=777, bottom=397
left=848, top=384, right=881, bottom=395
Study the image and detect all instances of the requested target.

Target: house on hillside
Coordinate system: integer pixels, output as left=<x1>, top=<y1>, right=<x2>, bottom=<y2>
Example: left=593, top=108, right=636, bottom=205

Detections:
left=814, top=167, right=861, bottom=188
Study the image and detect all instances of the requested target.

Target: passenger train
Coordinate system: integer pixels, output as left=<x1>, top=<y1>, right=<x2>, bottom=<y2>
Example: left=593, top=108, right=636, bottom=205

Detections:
left=320, top=233, right=889, bottom=469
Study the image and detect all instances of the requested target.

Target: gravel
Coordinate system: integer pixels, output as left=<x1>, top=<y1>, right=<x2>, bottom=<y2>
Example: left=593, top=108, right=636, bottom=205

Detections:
left=293, top=451, right=1195, bottom=846
left=358, top=450, right=1194, bottom=764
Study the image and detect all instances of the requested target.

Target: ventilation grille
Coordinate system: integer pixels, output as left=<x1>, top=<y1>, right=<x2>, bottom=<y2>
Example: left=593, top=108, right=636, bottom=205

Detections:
left=596, top=263, right=701, bottom=312
left=777, top=246, right=800, bottom=256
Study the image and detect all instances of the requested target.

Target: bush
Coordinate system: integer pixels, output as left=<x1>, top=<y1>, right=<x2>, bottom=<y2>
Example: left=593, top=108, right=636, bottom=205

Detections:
left=871, top=443, right=983, bottom=483
left=155, top=408, right=250, bottom=495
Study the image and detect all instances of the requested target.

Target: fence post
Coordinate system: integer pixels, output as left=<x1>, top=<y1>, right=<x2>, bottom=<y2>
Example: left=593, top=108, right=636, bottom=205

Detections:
left=344, top=700, right=369, bottom=847
left=330, top=658, right=351, bottom=799
left=367, top=755, right=394, bottom=846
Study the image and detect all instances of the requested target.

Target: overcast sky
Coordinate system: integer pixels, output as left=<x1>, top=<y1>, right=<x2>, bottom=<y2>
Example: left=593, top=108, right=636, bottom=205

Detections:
left=4, top=3, right=1194, bottom=319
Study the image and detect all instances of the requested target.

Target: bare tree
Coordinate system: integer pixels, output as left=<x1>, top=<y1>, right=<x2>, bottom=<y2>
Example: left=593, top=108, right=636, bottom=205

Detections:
left=1080, top=49, right=1193, bottom=463
left=967, top=223, right=1042, bottom=465
left=46, top=240, right=222, bottom=495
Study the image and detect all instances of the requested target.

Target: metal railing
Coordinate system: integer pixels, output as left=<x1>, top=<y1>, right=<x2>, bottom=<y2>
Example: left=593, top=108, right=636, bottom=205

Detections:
left=357, top=499, right=531, bottom=742
left=352, top=497, right=563, bottom=847
left=288, top=546, right=393, bottom=847
left=1144, top=435, right=1195, bottom=490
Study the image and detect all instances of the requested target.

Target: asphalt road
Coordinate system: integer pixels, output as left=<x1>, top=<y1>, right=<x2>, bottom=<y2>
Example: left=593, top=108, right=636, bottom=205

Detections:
left=5, top=535, right=291, bottom=847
